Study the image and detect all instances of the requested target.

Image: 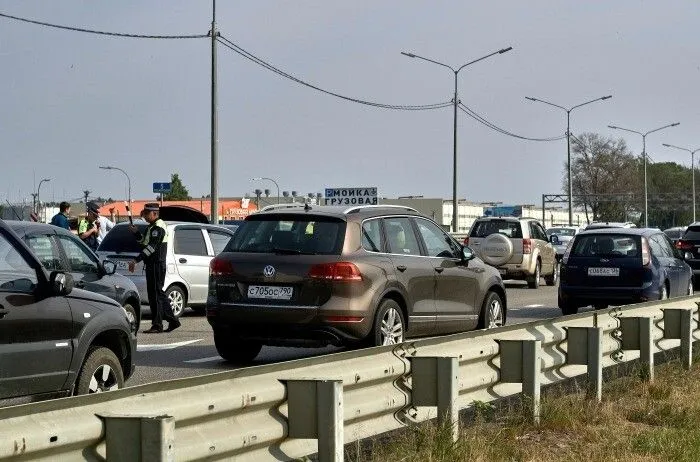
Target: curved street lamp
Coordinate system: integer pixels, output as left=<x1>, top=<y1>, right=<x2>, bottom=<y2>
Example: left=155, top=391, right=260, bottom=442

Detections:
left=99, top=166, right=132, bottom=204
left=608, top=123, right=680, bottom=227
left=525, top=95, right=612, bottom=225
left=662, top=143, right=700, bottom=223
left=37, top=178, right=51, bottom=222
left=251, top=177, right=280, bottom=204
left=402, top=46, right=513, bottom=232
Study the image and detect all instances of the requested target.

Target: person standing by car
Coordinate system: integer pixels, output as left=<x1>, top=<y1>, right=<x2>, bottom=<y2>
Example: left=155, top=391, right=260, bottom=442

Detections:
left=94, top=208, right=115, bottom=247
left=128, top=203, right=180, bottom=334
left=50, top=202, right=71, bottom=230
left=78, top=202, right=101, bottom=251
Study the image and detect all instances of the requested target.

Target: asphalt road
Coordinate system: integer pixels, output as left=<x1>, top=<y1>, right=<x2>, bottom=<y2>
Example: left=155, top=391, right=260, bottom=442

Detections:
left=127, top=281, right=563, bottom=387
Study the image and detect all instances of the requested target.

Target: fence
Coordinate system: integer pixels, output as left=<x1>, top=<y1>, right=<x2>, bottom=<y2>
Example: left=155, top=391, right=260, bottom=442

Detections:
left=1, top=297, right=699, bottom=461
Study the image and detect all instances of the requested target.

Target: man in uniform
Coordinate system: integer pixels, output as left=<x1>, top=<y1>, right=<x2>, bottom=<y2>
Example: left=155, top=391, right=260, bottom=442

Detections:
left=128, top=203, right=180, bottom=333
left=78, top=202, right=101, bottom=251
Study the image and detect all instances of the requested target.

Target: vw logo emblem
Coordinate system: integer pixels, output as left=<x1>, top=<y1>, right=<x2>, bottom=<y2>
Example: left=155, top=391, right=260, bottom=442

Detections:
left=263, top=265, right=276, bottom=278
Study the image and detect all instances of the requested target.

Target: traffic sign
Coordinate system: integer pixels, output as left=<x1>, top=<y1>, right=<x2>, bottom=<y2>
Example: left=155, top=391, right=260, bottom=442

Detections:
left=153, top=182, right=172, bottom=194
left=323, top=187, right=378, bottom=206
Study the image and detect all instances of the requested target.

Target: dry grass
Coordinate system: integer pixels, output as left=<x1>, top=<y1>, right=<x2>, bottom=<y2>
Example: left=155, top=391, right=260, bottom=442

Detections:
left=357, top=359, right=700, bottom=462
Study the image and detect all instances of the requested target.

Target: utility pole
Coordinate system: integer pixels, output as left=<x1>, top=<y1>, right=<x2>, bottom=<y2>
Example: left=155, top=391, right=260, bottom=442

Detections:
left=210, top=0, right=219, bottom=224
left=83, top=190, right=91, bottom=205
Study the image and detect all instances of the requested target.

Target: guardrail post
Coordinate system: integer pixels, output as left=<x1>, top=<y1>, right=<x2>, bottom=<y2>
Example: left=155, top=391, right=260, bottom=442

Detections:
left=566, top=327, right=603, bottom=402
left=284, top=379, right=343, bottom=462
left=498, top=340, right=541, bottom=424
left=99, top=414, right=175, bottom=462
left=410, top=356, right=459, bottom=442
left=620, top=316, right=654, bottom=382
left=662, top=308, right=694, bottom=370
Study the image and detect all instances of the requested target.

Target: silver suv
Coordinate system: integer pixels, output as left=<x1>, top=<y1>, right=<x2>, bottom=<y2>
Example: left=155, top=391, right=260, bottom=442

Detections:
left=465, top=216, right=557, bottom=288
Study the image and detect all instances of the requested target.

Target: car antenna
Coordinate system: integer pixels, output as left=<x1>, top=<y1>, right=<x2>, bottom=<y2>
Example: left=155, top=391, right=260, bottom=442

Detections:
left=5, top=200, right=23, bottom=220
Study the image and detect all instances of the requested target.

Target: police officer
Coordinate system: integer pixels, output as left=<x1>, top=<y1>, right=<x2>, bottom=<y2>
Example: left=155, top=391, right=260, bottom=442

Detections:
left=78, top=202, right=101, bottom=251
left=128, top=203, right=180, bottom=333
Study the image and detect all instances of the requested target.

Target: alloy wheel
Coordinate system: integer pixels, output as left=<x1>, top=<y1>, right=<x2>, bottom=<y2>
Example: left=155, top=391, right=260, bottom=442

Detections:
left=88, top=365, right=119, bottom=393
left=168, top=290, right=185, bottom=316
left=488, top=297, right=504, bottom=329
left=380, top=307, right=404, bottom=345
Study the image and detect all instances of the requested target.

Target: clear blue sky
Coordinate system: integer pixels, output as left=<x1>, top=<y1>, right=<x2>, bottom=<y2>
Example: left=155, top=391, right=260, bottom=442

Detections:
left=1, top=1, right=698, bottom=204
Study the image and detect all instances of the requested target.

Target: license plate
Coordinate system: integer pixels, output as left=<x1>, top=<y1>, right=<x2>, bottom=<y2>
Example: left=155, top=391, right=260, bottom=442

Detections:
left=498, top=268, right=507, bottom=276
left=588, top=267, right=619, bottom=277
left=116, top=261, right=129, bottom=270
left=247, top=285, right=293, bottom=300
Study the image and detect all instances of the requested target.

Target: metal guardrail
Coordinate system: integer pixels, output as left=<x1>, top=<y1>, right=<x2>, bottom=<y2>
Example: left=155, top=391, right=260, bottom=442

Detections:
left=1, top=297, right=698, bottom=461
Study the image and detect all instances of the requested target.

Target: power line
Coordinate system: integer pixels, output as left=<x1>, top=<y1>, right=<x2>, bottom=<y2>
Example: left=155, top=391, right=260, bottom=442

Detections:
left=0, top=11, right=207, bottom=39
left=458, top=103, right=565, bottom=142
left=216, top=34, right=453, bottom=111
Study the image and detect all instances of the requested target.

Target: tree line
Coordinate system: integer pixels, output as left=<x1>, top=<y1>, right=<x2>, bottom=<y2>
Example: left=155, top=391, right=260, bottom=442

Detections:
left=568, top=132, right=696, bottom=229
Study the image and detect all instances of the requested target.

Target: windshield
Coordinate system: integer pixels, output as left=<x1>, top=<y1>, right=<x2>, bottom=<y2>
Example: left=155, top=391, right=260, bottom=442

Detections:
left=226, top=215, right=346, bottom=255
left=570, top=234, right=640, bottom=258
left=97, top=224, right=147, bottom=253
left=469, top=220, right=522, bottom=239
left=547, top=228, right=576, bottom=237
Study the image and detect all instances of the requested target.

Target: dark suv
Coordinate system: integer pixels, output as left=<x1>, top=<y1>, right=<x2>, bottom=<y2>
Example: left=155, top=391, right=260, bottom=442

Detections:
left=0, top=219, right=136, bottom=401
left=207, top=205, right=507, bottom=362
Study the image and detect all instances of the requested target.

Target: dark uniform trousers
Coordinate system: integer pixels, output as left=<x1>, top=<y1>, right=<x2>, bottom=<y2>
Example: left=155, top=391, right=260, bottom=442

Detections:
left=146, top=260, right=175, bottom=329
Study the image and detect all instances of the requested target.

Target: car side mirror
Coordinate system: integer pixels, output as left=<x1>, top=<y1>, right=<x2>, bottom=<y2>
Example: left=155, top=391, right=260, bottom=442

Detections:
left=550, top=234, right=560, bottom=245
left=462, top=246, right=475, bottom=263
left=102, top=260, right=117, bottom=275
left=50, top=271, right=74, bottom=296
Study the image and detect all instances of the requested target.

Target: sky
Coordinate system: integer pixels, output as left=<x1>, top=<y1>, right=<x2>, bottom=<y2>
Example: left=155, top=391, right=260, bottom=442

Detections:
left=1, top=1, right=699, bottom=206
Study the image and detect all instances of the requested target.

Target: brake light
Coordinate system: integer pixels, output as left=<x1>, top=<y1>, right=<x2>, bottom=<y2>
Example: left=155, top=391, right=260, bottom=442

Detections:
left=309, top=262, right=362, bottom=282
left=641, top=237, right=651, bottom=266
left=463, top=237, right=469, bottom=246
left=210, top=257, right=233, bottom=276
left=676, top=239, right=694, bottom=251
left=523, top=238, right=532, bottom=254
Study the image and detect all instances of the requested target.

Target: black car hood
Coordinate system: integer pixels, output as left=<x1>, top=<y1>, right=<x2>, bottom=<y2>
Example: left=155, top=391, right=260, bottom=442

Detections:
left=158, top=205, right=209, bottom=224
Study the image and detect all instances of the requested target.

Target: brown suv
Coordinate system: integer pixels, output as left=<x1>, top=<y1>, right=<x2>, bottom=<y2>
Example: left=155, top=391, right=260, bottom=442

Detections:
left=465, top=216, right=557, bottom=288
left=206, top=205, right=507, bottom=361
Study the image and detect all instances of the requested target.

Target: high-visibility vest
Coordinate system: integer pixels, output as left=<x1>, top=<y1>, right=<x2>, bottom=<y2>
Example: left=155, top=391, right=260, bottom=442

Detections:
left=139, top=219, right=169, bottom=246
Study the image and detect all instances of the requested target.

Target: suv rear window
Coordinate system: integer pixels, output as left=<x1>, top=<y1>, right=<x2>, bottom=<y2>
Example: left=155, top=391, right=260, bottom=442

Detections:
left=97, top=224, right=148, bottom=253
left=227, top=215, right=346, bottom=255
left=684, top=226, right=700, bottom=241
left=570, top=234, right=641, bottom=258
left=470, top=220, right=523, bottom=239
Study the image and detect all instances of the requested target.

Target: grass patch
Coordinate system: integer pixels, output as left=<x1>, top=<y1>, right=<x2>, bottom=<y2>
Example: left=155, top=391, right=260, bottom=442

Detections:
left=360, top=358, right=700, bottom=462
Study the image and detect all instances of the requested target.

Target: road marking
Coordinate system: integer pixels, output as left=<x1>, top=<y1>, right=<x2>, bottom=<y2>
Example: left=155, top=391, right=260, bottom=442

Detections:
left=184, top=356, right=222, bottom=364
left=524, top=304, right=544, bottom=308
left=137, top=339, right=202, bottom=352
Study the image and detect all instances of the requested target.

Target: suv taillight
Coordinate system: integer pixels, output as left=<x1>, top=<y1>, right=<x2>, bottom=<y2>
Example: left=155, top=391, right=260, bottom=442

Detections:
left=463, top=237, right=469, bottom=246
left=309, top=262, right=362, bottom=282
left=523, top=238, right=532, bottom=254
left=210, top=257, right=232, bottom=276
left=676, top=239, right=693, bottom=251
left=641, top=237, right=651, bottom=266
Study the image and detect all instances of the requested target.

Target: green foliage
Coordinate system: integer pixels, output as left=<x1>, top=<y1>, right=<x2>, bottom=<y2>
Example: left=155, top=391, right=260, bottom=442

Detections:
left=163, top=173, right=191, bottom=201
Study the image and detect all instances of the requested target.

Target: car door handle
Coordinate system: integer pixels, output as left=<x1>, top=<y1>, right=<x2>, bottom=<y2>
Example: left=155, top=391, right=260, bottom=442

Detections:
left=434, top=267, right=444, bottom=273
left=396, top=265, right=407, bottom=272
left=179, top=258, right=188, bottom=264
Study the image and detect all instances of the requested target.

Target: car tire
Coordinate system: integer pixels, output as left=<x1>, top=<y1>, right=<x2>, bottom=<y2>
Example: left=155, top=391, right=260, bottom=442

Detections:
left=74, top=347, right=124, bottom=395
left=191, top=306, right=206, bottom=315
left=477, top=291, right=506, bottom=329
left=166, top=285, right=187, bottom=318
left=527, top=261, right=541, bottom=289
left=660, top=284, right=668, bottom=300
left=558, top=294, right=578, bottom=315
left=368, top=299, right=406, bottom=347
left=544, top=261, right=559, bottom=286
left=214, top=331, right=262, bottom=363
left=122, top=302, right=139, bottom=331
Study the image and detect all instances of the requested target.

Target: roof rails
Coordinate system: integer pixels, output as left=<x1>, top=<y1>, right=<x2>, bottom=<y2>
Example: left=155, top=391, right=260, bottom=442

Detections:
left=343, top=204, right=419, bottom=214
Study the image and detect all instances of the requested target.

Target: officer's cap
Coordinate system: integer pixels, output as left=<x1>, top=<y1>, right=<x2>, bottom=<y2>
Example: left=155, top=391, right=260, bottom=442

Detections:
left=143, top=203, right=160, bottom=212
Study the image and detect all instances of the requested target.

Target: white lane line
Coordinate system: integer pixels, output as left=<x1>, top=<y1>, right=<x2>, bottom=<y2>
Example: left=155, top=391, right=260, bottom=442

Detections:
left=184, top=356, right=223, bottom=364
left=524, top=304, right=544, bottom=308
left=137, top=339, right=202, bottom=352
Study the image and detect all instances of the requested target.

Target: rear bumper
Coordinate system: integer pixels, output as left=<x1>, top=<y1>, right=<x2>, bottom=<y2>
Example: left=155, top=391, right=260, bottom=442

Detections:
left=206, top=302, right=371, bottom=347
left=559, top=282, right=657, bottom=305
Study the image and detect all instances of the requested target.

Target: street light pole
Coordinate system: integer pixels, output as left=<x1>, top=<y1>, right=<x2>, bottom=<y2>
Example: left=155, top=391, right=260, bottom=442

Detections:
left=525, top=95, right=612, bottom=226
left=36, top=178, right=50, bottom=222
left=608, top=123, right=680, bottom=227
left=210, top=0, right=219, bottom=224
left=99, top=166, right=131, bottom=204
left=662, top=143, right=700, bottom=223
left=402, top=47, right=513, bottom=233
left=251, top=177, right=280, bottom=204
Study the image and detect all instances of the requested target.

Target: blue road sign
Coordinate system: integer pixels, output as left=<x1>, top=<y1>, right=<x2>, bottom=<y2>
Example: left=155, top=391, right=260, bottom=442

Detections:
left=153, top=182, right=172, bottom=193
